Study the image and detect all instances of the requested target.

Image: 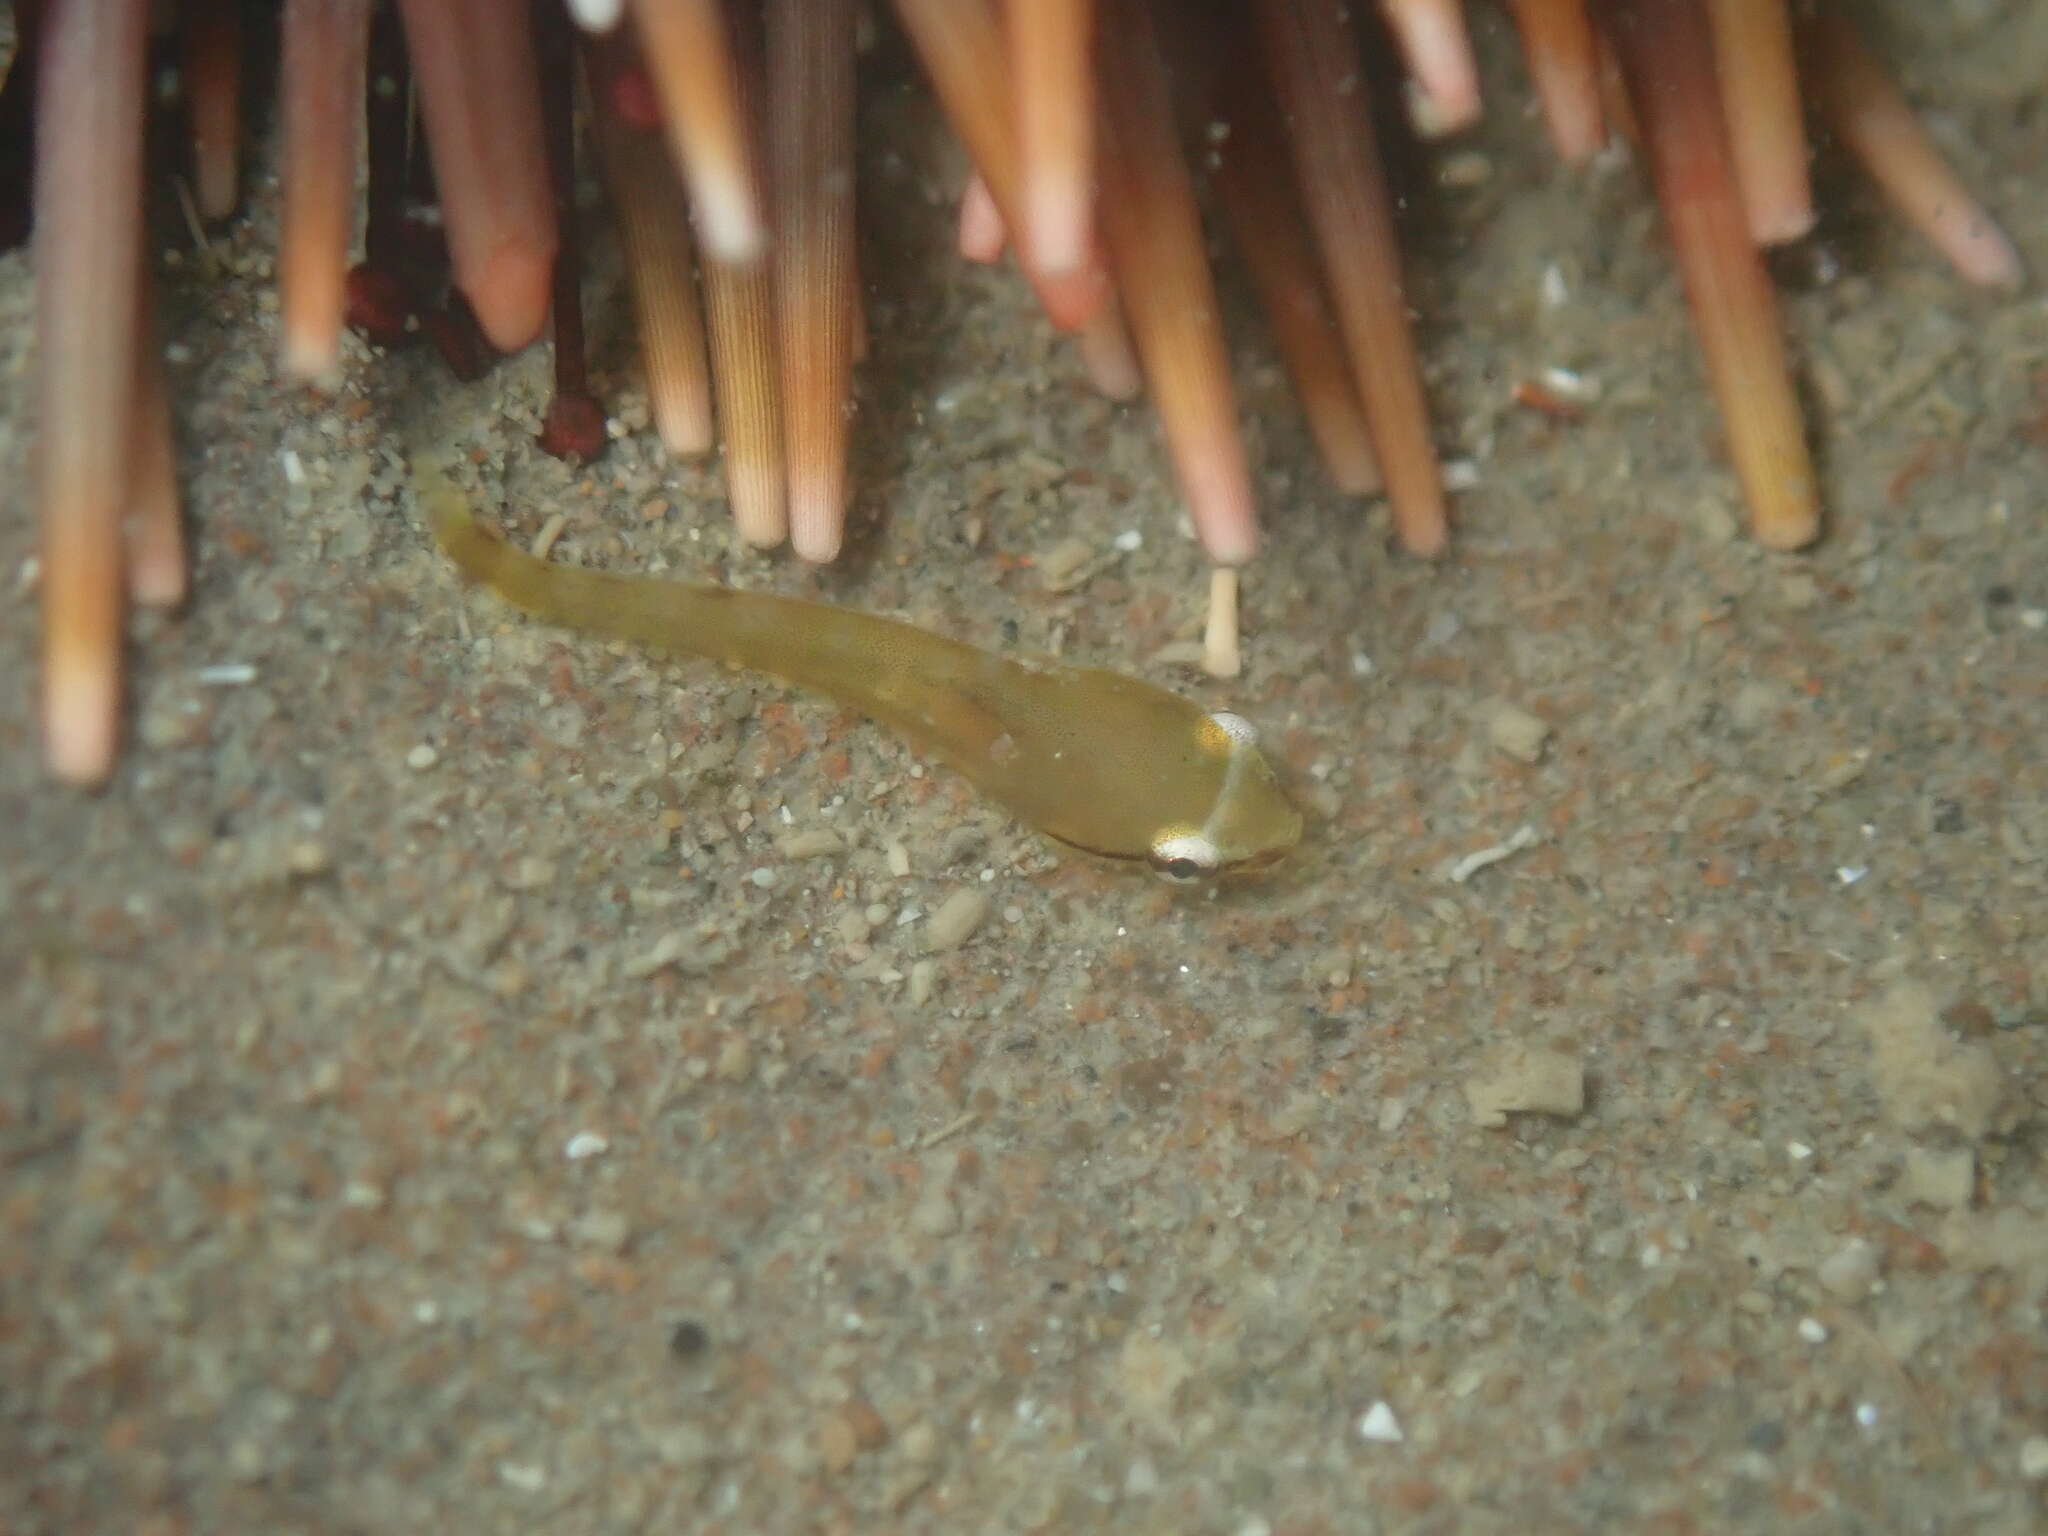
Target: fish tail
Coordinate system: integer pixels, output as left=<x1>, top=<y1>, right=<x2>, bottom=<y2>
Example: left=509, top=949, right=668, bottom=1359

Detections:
left=416, top=453, right=595, bottom=616
left=419, top=462, right=522, bottom=592
left=415, top=451, right=719, bottom=654
left=413, top=451, right=977, bottom=702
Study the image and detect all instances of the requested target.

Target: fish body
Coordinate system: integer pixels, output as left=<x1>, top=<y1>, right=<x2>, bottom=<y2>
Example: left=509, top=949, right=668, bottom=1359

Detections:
left=419, top=459, right=1302, bottom=877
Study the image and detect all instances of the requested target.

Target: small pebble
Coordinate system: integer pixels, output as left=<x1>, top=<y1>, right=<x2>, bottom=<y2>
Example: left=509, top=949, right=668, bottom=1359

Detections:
left=1694, top=496, right=1741, bottom=544
left=506, top=856, right=557, bottom=890
left=1778, top=572, right=1820, bottom=610
left=571, top=1208, right=632, bottom=1254
left=1860, top=982, right=2007, bottom=1140
left=910, top=1190, right=959, bottom=1237
left=1117, top=1333, right=1191, bottom=1421
left=1039, top=536, right=1098, bottom=592
left=622, top=930, right=723, bottom=980
left=781, top=828, right=844, bottom=860
left=564, top=1131, right=610, bottom=1161
left=715, top=1037, right=752, bottom=1082
left=836, top=909, right=872, bottom=946
left=1816, top=1238, right=1880, bottom=1301
left=1797, top=1317, right=1829, bottom=1345
left=1818, top=749, right=1873, bottom=791
left=2018, top=1436, right=2048, bottom=1480
left=497, top=1462, right=546, bottom=1493
left=138, top=694, right=207, bottom=749
left=844, top=1397, right=889, bottom=1452
left=886, top=841, right=912, bottom=878
left=405, top=743, right=439, bottom=771
left=925, top=888, right=989, bottom=952
left=938, top=825, right=987, bottom=867
left=1357, top=1402, right=1404, bottom=1444
left=1730, top=680, right=1783, bottom=734
left=1901, top=1145, right=1975, bottom=1209
left=819, top=1413, right=860, bottom=1474
left=1269, top=1094, right=1319, bottom=1139
left=909, top=959, right=937, bottom=1006
left=900, top=1420, right=939, bottom=1464
left=1436, top=148, right=1493, bottom=187
left=1540, top=365, right=1600, bottom=402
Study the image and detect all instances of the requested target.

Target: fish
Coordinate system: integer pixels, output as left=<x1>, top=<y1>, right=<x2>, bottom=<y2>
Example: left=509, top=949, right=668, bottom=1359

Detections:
left=417, top=455, right=1303, bottom=879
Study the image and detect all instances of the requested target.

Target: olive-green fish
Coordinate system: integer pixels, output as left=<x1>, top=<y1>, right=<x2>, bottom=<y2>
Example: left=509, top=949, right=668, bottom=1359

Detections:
left=418, top=457, right=1302, bottom=879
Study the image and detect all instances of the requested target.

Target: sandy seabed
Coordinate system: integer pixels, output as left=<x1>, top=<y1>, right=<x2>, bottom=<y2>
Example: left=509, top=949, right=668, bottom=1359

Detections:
left=3, top=7, right=2046, bottom=1532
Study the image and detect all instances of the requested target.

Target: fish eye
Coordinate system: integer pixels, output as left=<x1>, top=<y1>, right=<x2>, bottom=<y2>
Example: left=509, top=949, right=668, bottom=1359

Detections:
left=1149, top=830, right=1220, bottom=883
left=1196, top=710, right=1260, bottom=758
left=1205, top=710, right=1258, bottom=746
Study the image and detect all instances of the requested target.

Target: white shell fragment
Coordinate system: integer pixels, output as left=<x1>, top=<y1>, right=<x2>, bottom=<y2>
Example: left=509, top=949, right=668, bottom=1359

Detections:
left=1357, top=1402, right=1404, bottom=1444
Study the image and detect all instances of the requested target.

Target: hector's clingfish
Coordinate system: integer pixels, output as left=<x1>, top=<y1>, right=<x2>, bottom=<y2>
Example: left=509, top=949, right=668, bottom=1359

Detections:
left=419, top=456, right=1303, bottom=880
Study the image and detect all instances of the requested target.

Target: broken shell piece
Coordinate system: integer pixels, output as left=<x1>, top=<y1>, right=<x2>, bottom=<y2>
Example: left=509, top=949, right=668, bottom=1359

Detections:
left=1483, top=698, right=1551, bottom=764
left=1466, top=1042, right=1585, bottom=1129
